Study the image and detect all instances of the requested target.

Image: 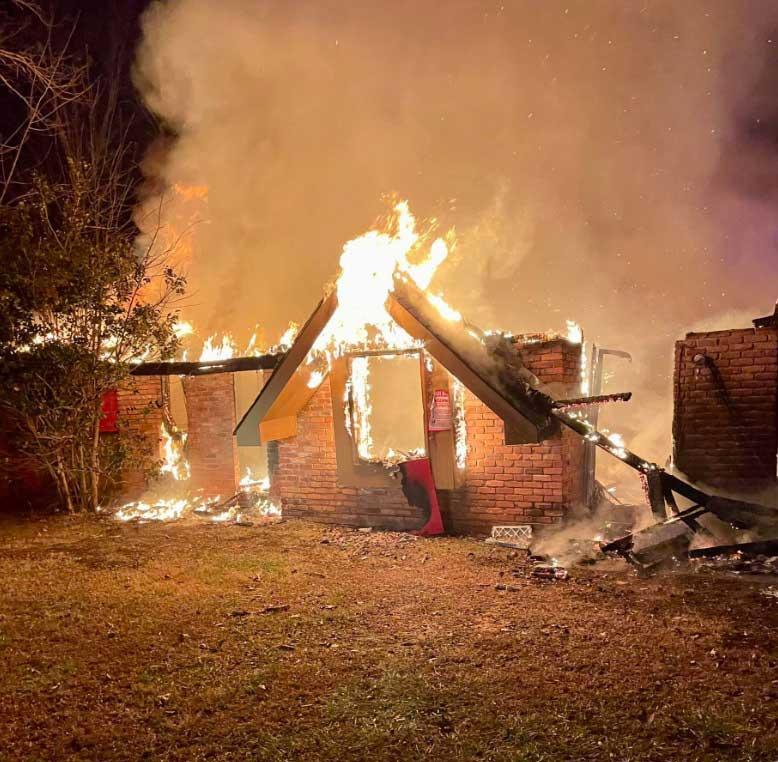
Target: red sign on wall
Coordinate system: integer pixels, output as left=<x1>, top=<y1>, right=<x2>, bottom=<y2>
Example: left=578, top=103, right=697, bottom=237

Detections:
left=428, top=389, right=452, bottom=432
left=100, top=389, right=119, bottom=433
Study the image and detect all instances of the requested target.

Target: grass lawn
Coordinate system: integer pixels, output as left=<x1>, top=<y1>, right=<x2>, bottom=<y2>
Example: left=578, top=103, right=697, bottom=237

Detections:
left=0, top=515, right=776, bottom=761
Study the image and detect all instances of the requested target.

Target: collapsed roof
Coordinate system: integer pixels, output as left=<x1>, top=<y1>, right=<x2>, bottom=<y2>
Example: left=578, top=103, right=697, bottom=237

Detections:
left=234, top=274, right=562, bottom=447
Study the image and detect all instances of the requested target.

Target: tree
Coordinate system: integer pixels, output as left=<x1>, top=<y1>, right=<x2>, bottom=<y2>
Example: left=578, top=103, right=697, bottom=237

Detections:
left=0, top=4, right=186, bottom=512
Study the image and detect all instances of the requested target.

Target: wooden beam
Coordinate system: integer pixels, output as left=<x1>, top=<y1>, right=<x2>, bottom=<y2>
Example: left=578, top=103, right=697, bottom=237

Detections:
left=131, top=355, right=282, bottom=377
left=234, top=289, right=338, bottom=446
left=387, top=282, right=553, bottom=443
left=259, top=416, right=298, bottom=443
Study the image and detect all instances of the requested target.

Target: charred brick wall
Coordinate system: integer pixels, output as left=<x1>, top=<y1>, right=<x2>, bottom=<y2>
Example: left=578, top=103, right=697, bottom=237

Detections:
left=116, top=376, right=165, bottom=500
left=271, top=377, right=422, bottom=529
left=182, top=374, right=239, bottom=499
left=673, top=327, right=778, bottom=494
left=446, top=339, right=585, bottom=534
left=273, top=338, right=584, bottom=534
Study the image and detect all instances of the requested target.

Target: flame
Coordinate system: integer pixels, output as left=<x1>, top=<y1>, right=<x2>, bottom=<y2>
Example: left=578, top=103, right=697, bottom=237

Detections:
left=451, top=376, right=468, bottom=471
left=566, top=320, right=583, bottom=345
left=307, top=201, right=452, bottom=369
left=173, top=320, right=194, bottom=340
left=115, top=498, right=189, bottom=522
left=307, top=370, right=325, bottom=389
left=298, top=200, right=459, bottom=465
left=172, top=183, right=208, bottom=201
left=244, top=331, right=260, bottom=356
left=159, top=423, right=190, bottom=481
left=427, top=293, right=462, bottom=322
left=239, top=466, right=270, bottom=491
left=199, top=334, right=236, bottom=361
left=602, top=429, right=628, bottom=460
left=276, top=323, right=300, bottom=351
left=580, top=341, right=590, bottom=396
left=347, top=356, right=373, bottom=461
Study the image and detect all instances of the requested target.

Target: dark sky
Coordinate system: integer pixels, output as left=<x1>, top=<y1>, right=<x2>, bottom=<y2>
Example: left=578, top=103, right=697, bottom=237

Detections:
left=29, top=1, right=778, bottom=464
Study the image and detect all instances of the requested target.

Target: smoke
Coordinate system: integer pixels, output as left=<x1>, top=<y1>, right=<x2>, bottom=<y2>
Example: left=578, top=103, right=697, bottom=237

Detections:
left=133, top=0, right=778, bottom=475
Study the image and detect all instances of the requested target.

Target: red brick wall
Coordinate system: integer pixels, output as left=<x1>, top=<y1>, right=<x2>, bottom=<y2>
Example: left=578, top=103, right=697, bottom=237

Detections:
left=271, top=377, right=422, bottom=530
left=673, top=327, right=778, bottom=494
left=116, top=376, right=165, bottom=500
left=273, top=339, right=585, bottom=534
left=182, top=374, right=239, bottom=499
left=446, top=339, right=584, bottom=534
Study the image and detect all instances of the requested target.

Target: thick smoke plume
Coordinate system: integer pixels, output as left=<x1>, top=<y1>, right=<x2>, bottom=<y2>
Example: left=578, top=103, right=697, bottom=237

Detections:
left=133, top=0, right=778, bottom=477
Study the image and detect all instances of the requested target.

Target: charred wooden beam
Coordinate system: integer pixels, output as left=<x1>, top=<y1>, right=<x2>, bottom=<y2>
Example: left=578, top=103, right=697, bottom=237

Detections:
left=688, top=538, right=778, bottom=559
left=644, top=469, right=669, bottom=522
left=602, top=490, right=778, bottom=573
left=706, top=496, right=778, bottom=532
left=131, top=355, right=283, bottom=377
left=553, top=391, right=632, bottom=409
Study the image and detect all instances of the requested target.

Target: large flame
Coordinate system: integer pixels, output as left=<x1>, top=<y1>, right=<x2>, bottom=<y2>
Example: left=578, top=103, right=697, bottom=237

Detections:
left=300, top=200, right=461, bottom=466
left=199, top=334, right=237, bottom=361
left=307, top=200, right=457, bottom=373
left=239, top=466, right=270, bottom=491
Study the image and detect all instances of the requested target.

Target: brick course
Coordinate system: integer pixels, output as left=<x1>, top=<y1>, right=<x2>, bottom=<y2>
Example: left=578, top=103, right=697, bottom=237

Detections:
left=116, top=376, right=164, bottom=500
left=182, top=374, right=239, bottom=499
left=673, top=327, right=778, bottom=493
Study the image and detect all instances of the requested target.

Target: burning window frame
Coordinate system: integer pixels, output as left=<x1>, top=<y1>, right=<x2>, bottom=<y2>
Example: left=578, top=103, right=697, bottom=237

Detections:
left=343, top=348, right=428, bottom=467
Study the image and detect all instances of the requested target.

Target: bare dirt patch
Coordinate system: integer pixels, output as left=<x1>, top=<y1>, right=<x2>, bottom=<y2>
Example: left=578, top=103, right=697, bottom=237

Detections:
left=1, top=515, right=777, bottom=761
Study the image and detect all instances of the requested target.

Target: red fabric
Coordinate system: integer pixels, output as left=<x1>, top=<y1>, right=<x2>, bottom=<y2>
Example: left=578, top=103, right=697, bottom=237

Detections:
left=99, top=389, right=119, bottom=433
left=401, top=457, right=445, bottom=537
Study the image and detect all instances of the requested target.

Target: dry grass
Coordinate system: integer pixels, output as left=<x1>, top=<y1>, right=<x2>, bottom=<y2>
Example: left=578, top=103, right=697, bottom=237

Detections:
left=0, top=515, right=777, bottom=761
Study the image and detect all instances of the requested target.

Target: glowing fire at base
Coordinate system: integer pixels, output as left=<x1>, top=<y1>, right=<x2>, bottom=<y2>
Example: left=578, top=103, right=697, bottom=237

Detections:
left=111, top=436, right=279, bottom=524
left=239, top=467, right=270, bottom=491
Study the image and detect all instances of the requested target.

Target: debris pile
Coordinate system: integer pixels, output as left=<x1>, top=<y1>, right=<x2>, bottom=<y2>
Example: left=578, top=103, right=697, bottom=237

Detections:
left=690, top=540, right=778, bottom=576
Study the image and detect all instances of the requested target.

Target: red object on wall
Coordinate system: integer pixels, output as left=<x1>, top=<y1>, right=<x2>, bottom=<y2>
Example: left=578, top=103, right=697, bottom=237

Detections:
left=100, top=389, right=119, bottom=433
left=399, top=458, right=445, bottom=537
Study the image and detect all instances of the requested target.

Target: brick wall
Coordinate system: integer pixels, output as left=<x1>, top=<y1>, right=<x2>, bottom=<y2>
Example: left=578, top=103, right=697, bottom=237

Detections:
left=673, top=326, right=778, bottom=494
left=446, top=339, right=585, bottom=534
left=271, top=377, right=422, bottom=529
left=182, top=374, right=239, bottom=499
left=116, top=376, right=165, bottom=500
left=273, top=338, right=585, bottom=534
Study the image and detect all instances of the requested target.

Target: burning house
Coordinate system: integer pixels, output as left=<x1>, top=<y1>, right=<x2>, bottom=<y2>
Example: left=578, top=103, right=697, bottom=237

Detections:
left=223, top=201, right=590, bottom=534
left=115, top=202, right=610, bottom=533
left=116, top=202, right=778, bottom=558
left=74, top=198, right=778, bottom=570
left=234, top=301, right=586, bottom=535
